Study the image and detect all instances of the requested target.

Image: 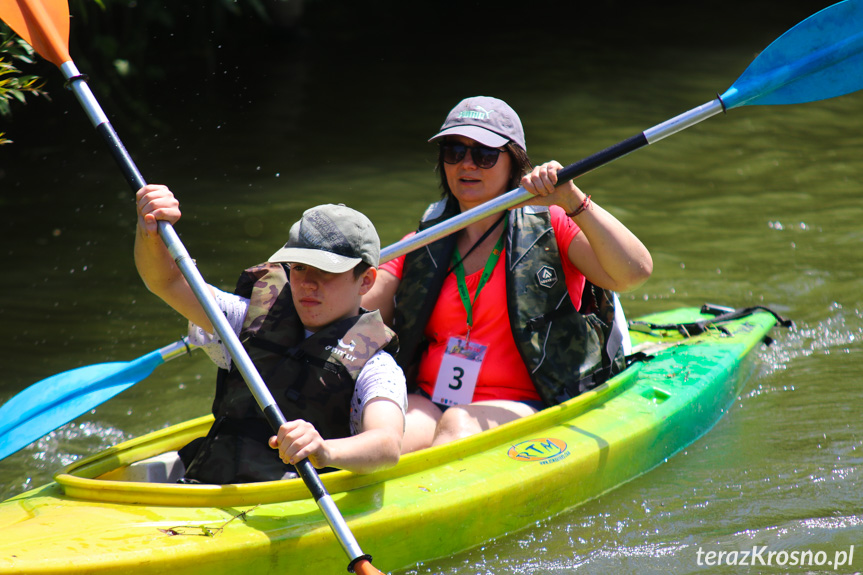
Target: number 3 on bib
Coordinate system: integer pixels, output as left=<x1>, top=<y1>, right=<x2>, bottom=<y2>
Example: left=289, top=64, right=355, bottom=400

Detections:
left=432, top=337, right=487, bottom=406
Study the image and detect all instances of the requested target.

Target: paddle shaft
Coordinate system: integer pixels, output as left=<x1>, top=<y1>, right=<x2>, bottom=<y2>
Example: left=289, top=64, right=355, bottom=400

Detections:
left=379, top=98, right=724, bottom=264
left=63, top=62, right=270, bottom=417
left=60, top=61, right=372, bottom=569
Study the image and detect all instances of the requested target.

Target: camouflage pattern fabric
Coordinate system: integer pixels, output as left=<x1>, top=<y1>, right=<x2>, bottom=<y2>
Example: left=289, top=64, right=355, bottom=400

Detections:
left=504, top=208, right=625, bottom=403
left=395, top=201, right=625, bottom=406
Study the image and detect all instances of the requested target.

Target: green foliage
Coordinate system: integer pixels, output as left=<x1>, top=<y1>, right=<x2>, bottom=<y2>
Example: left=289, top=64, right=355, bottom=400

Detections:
left=0, top=33, right=49, bottom=145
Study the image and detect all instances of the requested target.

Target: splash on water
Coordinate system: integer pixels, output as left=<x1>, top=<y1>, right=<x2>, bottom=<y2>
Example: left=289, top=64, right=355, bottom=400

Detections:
left=1, top=421, right=128, bottom=500
left=750, top=304, right=863, bottom=396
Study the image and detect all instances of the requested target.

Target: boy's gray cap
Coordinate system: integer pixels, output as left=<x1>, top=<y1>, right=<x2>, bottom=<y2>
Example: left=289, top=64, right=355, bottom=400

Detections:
left=429, top=96, right=526, bottom=151
left=268, top=204, right=380, bottom=273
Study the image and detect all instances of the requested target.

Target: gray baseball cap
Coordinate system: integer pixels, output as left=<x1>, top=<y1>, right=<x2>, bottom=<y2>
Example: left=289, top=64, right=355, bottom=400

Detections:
left=429, top=96, right=526, bottom=150
left=268, top=204, right=380, bottom=273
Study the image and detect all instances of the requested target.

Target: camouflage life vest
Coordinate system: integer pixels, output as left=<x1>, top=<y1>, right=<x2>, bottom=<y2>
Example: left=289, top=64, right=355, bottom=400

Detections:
left=181, top=262, right=398, bottom=484
left=394, top=197, right=625, bottom=407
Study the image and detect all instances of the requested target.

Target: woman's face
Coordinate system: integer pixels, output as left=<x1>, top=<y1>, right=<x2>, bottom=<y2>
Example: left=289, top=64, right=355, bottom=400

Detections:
left=442, top=135, right=512, bottom=209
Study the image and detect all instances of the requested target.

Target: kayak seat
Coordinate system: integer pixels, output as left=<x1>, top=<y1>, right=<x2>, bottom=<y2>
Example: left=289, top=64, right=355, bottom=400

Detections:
left=104, top=451, right=186, bottom=483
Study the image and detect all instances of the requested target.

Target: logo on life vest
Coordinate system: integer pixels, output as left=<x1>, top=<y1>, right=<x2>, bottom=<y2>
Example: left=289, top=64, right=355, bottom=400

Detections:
left=507, top=438, right=569, bottom=464
left=536, top=266, right=558, bottom=289
left=326, top=339, right=358, bottom=362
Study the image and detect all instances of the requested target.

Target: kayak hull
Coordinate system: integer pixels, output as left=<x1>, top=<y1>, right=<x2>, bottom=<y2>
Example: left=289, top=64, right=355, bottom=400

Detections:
left=0, top=307, right=778, bottom=574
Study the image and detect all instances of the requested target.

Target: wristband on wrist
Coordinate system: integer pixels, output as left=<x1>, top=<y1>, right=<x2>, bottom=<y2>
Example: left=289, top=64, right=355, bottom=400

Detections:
left=565, top=195, right=591, bottom=218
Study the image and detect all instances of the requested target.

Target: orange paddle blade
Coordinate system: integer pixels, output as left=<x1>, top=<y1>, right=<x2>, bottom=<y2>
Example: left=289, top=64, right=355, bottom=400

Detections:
left=0, top=0, right=71, bottom=67
left=352, top=558, right=386, bottom=575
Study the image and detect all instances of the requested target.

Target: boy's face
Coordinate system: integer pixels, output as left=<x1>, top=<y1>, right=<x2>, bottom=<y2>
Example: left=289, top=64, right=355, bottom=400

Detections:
left=289, top=263, right=376, bottom=332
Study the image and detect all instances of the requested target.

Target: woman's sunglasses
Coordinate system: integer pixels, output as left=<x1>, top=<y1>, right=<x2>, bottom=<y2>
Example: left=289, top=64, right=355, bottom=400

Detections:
left=440, top=143, right=506, bottom=169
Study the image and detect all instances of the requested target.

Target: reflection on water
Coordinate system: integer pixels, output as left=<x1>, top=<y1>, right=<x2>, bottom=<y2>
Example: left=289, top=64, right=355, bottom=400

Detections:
left=1, top=0, right=861, bottom=572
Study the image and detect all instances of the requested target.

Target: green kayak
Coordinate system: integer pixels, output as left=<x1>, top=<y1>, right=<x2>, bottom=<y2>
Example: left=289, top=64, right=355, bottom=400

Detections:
left=0, top=305, right=783, bottom=574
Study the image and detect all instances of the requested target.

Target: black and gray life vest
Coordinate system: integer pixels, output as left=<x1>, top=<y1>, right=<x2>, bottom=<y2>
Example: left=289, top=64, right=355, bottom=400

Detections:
left=181, top=263, right=398, bottom=484
left=393, top=197, right=625, bottom=406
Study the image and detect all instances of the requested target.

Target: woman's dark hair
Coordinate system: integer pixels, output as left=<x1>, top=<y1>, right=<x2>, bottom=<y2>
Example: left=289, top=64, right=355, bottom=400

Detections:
left=435, top=140, right=533, bottom=200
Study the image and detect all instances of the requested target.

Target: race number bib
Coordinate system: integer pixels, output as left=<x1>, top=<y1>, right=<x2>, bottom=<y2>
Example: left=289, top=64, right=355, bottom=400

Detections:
left=432, top=337, right=487, bottom=406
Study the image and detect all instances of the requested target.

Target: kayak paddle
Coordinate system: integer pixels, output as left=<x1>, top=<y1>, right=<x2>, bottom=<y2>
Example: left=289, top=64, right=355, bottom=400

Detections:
left=380, top=0, right=863, bottom=263
left=0, top=339, right=194, bottom=461
left=0, top=2, right=385, bottom=573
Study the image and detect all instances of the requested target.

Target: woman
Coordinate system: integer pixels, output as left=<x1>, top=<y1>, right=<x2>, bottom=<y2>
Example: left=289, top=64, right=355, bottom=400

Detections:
left=363, top=96, right=652, bottom=453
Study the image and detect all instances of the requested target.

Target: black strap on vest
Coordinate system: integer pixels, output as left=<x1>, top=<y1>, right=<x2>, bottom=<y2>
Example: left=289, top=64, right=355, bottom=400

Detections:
left=246, top=335, right=341, bottom=374
left=446, top=212, right=507, bottom=275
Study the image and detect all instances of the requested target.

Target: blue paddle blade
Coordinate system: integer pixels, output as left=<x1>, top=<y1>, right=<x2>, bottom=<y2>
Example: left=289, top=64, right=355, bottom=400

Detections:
left=721, top=0, right=863, bottom=109
left=0, top=349, right=165, bottom=460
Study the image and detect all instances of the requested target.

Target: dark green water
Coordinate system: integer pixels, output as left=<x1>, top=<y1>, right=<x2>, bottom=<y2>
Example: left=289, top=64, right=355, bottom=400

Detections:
left=1, top=1, right=861, bottom=573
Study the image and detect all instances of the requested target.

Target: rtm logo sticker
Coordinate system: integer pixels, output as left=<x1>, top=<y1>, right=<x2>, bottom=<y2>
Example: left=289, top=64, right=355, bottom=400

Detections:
left=507, top=438, right=569, bottom=464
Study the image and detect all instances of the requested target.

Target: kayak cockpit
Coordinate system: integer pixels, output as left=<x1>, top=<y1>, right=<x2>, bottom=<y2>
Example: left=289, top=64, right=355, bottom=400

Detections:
left=52, top=415, right=328, bottom=507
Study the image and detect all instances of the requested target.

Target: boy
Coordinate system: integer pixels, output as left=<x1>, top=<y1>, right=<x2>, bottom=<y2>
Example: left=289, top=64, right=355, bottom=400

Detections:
left=135, top=184, right=406, bottom=483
